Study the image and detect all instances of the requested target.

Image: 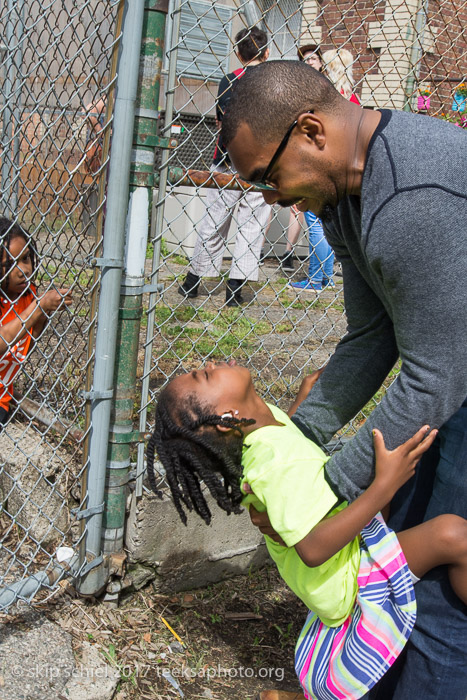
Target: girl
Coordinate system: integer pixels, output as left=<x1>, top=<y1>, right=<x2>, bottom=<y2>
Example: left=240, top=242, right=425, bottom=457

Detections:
left=146, top=361, right=467, bottom=700
left=0, top=217, right=72, bottom=426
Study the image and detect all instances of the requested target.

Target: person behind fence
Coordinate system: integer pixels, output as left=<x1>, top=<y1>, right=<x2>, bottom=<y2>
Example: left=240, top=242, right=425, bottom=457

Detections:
left=219, top=59, right=467, bottom=699
left=146, top=360, right=467, bottom=700
left=0, top=217, right=72, bottom=426
left=178, top=27, right=271, bottom=307
left=84, top=96, right=106, bottom=175
left=321, top=48, right=361, bottom=105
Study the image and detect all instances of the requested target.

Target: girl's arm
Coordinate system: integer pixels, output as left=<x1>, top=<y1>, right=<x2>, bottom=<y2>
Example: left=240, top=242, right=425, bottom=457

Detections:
left=0, top=289, right=72, bottom=354
left=295, top=426, right=437, bottom=567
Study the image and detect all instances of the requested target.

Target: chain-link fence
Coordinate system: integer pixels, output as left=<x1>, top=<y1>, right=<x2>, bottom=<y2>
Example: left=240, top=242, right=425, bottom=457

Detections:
left=0, top=0, right=120, bottom=609
left=138, top=0, right=467, bottom=490
left=1, top=0, right=466, bottom=610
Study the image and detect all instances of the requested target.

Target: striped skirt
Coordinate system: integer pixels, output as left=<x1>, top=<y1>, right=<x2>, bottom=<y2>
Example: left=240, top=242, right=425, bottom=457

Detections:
left=295, top=513, right=416, bottom=700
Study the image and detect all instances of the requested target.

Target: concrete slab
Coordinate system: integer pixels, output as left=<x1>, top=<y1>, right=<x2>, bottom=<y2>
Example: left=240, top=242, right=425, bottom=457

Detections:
left=0, top=609, right=119, bottom=700
left=62, top=642, right=120, bottom=700
left=125, top=484, right=270, bottom=593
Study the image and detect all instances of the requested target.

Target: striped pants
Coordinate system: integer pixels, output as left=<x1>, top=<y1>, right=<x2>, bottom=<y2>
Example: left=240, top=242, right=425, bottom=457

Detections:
left=190, top=163, right=271, bottom=282
left=295, top=514, right=416, bottom=699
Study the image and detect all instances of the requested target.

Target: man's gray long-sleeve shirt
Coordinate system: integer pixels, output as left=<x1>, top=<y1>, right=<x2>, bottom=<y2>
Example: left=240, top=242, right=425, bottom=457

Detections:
left=291, top=109, right=467, bottom=502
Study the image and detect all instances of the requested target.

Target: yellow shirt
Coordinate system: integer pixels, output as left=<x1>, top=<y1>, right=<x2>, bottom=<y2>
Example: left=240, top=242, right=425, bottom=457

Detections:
left=241, top=404, right=360, bottom=627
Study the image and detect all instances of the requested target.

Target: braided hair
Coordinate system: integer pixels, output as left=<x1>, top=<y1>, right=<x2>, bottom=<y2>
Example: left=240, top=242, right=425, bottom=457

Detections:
left=0, top=217, right=37, bottom=306
left=146, top=382, right=255, bottom=525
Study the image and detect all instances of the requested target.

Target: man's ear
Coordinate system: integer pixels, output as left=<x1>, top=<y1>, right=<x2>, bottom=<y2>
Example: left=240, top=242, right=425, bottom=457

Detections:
left=298, top=112, right=326, bottom=150
left=263, top=48, right=270, bottom=62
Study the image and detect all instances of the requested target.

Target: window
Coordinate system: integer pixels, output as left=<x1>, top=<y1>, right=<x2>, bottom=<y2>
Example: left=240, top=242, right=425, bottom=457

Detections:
left=168, top=0, right=233, bottom=80
left=259, top=0, right=302, bottom=59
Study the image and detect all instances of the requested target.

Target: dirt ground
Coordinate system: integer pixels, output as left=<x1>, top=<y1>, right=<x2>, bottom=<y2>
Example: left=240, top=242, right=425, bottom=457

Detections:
left=1, top=254, right=347, bottom=700
left=40, top=564, right=308, bottom=700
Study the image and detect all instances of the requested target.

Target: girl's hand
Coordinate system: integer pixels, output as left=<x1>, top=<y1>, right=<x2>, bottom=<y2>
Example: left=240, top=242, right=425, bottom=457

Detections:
left=38, top=288, right=72, bottom=315
left=372, top=426, right=438, bottom=499
left=288, top=367, right=325, bottom=416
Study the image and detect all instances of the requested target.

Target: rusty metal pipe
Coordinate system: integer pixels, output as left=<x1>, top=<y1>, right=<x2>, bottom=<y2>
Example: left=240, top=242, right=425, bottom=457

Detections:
left=155, top=167, right=263, bottom=192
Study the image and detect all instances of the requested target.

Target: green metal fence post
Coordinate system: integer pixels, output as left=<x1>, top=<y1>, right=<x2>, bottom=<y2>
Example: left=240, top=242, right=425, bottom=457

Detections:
left=100, top=0, right=169, bottom=576
left=76, top=0, right=145, bottom=598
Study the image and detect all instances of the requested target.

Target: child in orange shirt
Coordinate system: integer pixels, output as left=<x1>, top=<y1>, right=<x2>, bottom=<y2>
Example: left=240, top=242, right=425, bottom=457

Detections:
left=0, top=217, right=72, bottom=426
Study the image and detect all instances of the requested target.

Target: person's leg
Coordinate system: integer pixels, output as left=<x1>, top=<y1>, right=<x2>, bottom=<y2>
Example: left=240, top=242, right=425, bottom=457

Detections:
left=279, top=207, right=302, bottom=271
left=226, top=191, right=270, bottom=306
left=304, top=211, right=329, bottom=288
left=179, top=166, right=239, bottom=298
left=0, top=406, right=9, bottom=428
left=190, top=183, right=238, bottom=278
left=259, top=210, right=274, bottom=264
left=228, top=191, right=270, bottom=283
left=371, top=397, right=467, bottom=699
left=285, top=207, right=302, bottom=251
left=396, top=515, right=467, bottom=603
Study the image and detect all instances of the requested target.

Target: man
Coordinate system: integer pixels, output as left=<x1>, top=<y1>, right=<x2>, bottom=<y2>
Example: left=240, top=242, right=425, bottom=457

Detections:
left=178, top=27, right=271, bottom=307
left=221, top=60, right=467, bottom=699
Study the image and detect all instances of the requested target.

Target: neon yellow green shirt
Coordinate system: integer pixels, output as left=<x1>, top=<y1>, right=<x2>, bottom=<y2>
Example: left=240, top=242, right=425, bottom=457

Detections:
left=241, top=404, right=360, bottom=627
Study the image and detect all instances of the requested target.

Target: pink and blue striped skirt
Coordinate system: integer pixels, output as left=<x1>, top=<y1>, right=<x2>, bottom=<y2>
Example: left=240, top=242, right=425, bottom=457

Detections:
left=295, top=513, right=416, bottom=699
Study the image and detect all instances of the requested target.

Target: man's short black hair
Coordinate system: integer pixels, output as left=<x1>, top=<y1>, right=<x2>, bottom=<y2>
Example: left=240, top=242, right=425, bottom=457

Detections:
left=221, top=59, right=342, bottom=148
left=235, top=27, right=268, bottom=63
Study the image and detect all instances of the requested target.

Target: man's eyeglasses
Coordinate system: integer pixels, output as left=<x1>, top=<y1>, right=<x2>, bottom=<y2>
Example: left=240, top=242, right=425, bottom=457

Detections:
left=244, top=110, right=314, bottom=192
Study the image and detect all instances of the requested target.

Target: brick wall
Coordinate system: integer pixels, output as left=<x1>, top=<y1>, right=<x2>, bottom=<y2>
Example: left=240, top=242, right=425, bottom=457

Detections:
left=301, top=0, right=467, bottom=112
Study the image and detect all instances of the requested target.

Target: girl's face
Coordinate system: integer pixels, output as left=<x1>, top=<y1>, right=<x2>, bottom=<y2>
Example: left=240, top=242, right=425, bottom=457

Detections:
left=170, top=360, right=255, bottom=415
left=1, top=235, right=33, bottom=299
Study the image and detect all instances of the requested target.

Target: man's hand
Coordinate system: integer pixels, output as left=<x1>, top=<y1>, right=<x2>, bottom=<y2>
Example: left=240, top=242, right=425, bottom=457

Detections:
left=288, top=367, right=325, bottom=417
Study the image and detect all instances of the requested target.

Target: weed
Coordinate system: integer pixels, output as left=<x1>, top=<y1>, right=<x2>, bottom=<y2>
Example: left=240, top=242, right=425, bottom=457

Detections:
left=275, top=322, right=294, bottom=333
left=171, top=254, right=189, bottom=265
left=273, top=622, right=294, bottom=648
left=101, top=643, right=137, bottom=687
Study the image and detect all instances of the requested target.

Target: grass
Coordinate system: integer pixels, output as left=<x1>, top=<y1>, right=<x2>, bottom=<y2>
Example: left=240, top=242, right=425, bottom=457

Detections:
left=151, top=303, right=273, bottom=360
left=357, top=362, right=402, bottom=425
left=277, top=286, right=344, bottom=312
left=170, top=253, right=190, bottom=266
left=147, top=238, right=189, bottom=266
left=37, top=262, right=94, bottom=288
